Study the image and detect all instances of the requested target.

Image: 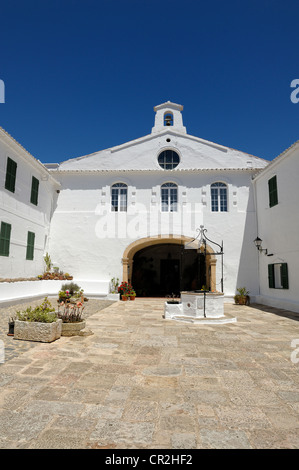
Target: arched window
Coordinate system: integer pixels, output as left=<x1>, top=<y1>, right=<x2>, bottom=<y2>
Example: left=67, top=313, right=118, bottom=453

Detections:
left=111, top=183, right=127, bottom=212
left=158, top=149, right=180, bottom=170
left=211, top=182, right=227, bottom=212
left=161, top=182, right=178, bottom=212
left=164, top=112, right=173, bottom=126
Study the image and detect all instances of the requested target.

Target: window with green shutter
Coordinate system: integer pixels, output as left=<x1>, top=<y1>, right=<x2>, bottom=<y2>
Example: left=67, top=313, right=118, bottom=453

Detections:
left=268, top=264, right=275, bottom=288
left=5, top=157, right=17, bottom=193
left=280, top=263, right=289, bottom=289
left=268, top=175, right=278, bottom=208
left=26, top=231, right=35, bottom=260
left=0, top=222, right=12, bottom=257
left=268, top=263, right=289, bottom=289
left=30, top=176, right=39, bottom=205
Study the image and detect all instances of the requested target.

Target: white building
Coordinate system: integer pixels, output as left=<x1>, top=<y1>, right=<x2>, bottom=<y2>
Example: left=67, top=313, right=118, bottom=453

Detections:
left=253, top=141, right=299, bottom=313
left=46, top=102, right=267, bottom=300
left=0, top=126, right=60, bottom=279
left=0, top=101, right=298, bottom=312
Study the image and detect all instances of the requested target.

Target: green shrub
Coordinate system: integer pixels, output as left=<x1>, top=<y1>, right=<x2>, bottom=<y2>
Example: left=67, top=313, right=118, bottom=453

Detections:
left=60, top=282, right=81, bottom=295
left=16, top=297, right=57, bottom=323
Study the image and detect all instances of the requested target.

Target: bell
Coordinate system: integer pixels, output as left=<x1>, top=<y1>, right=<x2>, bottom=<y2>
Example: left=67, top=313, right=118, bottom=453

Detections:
left=165, top=115, right=172, bottom=126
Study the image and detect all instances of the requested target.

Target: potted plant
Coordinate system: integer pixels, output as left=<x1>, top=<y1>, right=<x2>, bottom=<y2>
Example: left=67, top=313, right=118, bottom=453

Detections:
left=61, top=282, right=81, bottom=296
left=58, top=289, right=72, bottom=303
left=110, top=277, right=120, bottom=293
left=57, top=300, right=87, bottom=336
left=166, top=293, right=180, bottom=304
left=44, top=252, right=52, bottom=272
left=234, top=287, right=250, bottom=305
left=14, top=297, right=62, bottom=343
left=118, top=281, right=132, bottom=300
left=129, top=289, right=136, bottom=300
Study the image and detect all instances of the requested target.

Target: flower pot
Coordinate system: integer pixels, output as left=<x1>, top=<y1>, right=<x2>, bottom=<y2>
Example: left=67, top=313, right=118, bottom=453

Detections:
left=234, top=295, right=250, bottom=305
left=122, top=295, right=128, bottom=301
left=14, top=319, right=62, bottom=343
left=130, top=296, right=135, bottom=301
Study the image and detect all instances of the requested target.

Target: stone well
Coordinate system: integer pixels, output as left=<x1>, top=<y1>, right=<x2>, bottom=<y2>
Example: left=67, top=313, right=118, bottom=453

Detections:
left=164, top=291, right=236, bottom=324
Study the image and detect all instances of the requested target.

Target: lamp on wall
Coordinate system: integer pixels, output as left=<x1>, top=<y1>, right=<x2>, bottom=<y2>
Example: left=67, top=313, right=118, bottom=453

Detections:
left=254, top=237, right=273, bottom=256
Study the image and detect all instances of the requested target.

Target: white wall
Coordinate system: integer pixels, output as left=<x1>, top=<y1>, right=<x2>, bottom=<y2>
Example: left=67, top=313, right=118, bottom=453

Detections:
left=254, top=145, right=299, bottom=312
left=0, top=132, right=60, bottom=279
left=48, top=169, right=259, bottom=297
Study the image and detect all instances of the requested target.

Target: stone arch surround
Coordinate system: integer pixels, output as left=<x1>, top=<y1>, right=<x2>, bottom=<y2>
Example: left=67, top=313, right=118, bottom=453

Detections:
left=122, top=235, right=217, bottom=292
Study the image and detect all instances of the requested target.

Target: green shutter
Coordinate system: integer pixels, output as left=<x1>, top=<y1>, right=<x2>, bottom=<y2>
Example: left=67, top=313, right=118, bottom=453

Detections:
left=30, top=176, right=39, bottom=205
left=281, top=263, right=289, bottom=289
left=268, top=264, right=275, bottom=288
left=0, top=222, right=11, bottom=257
left=5, top=157, right=17, bottom=193
left=26, top=231, right=35, bottom=260
left=268, top=176, right=278, bottom=208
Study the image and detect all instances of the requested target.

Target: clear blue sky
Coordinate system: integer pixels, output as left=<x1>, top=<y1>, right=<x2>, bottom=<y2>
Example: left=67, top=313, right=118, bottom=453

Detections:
left=0, top=0, right=298, bottom=164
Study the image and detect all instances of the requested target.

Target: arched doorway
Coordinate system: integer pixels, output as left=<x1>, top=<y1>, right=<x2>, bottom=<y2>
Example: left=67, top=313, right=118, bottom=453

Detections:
left=122, top=235, right=216, bottom=297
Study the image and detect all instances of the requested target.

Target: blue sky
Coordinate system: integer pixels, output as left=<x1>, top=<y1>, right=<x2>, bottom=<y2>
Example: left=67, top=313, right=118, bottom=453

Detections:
left=0, top=0, right=298, bottom=164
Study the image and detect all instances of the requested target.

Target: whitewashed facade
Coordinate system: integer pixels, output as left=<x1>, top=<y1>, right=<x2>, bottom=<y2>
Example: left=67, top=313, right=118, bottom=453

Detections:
left=47, top=102, right=268, bottom=300
left=0, top=127, right=60, bottom=279
left=253, top=141, right=299, bottom=312
left=1, top=101, right=298, bottom=312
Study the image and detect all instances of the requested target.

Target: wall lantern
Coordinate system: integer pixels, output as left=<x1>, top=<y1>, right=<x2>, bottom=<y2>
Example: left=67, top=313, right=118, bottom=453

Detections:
left=254, top=237, right=273, bottom=256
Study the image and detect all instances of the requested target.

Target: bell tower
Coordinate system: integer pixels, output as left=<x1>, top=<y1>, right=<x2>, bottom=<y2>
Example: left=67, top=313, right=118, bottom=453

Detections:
left=152, top=101, right=187, bottom=134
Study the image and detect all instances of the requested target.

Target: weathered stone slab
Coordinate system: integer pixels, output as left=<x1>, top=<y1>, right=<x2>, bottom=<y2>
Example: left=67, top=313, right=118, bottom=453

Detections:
left=14, top=319, right=62, bottom=343
left=61, top=320, right=86, bottom=336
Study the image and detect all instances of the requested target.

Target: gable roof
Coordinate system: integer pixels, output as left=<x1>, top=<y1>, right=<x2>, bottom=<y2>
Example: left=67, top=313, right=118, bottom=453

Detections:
left=253, top=139, right=299, bottom=181
left=0, top=126, right=60, bottom=187
left=55, top=128, right=269, bottom=173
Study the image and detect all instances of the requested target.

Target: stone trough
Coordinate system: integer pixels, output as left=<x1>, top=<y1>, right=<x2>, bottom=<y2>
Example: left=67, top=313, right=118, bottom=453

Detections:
left=164, top=291, right=236, bottom=324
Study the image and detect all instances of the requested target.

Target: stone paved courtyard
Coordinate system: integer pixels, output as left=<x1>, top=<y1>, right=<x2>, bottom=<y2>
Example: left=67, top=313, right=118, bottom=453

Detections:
left=1, top=297, right=299, bottom=449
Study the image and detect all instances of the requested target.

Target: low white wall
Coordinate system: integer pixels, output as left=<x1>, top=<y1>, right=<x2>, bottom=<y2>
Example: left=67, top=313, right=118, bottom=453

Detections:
left=0, top=279, right=112, bottom=306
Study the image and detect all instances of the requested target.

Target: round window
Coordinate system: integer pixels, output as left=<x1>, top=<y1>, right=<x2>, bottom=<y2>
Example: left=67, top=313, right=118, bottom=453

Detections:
left=158, top=150, right=180, bottom=170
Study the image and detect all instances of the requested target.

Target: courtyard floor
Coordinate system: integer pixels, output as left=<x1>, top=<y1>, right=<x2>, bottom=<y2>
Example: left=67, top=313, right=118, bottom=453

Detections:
left=0, top=297, right=299, bottom=449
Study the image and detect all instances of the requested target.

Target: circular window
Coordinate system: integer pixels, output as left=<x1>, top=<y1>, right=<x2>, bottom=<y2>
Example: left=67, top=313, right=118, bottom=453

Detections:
left=158, top=149, right=180, bottom=170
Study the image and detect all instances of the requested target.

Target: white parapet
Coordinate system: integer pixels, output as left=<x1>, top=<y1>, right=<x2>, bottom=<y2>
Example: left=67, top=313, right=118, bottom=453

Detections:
left=0, top=279, right=113, bottom=306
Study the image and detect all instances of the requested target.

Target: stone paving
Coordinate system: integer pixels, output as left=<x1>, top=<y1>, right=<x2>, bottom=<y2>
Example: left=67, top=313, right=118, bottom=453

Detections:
left=0, top=298, right=299, bottom=449
left=0, top=297, right=114, bottom=362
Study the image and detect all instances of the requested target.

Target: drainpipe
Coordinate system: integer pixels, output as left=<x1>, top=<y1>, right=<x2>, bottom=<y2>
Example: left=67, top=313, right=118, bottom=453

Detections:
left=252, top=174, right=261, bottom=297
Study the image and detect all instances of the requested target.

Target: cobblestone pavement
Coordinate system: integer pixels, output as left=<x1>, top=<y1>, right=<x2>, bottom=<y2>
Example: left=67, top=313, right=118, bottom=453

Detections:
left=0, top=298, right=299, bottom=449
left=0, top=297, right=114, bottom=362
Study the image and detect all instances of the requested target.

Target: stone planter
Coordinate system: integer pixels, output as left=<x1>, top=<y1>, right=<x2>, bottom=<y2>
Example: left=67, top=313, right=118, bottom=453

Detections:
left=14, top=319, right=62, bottom=343
left=61, top=320, right=86, bottom=336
